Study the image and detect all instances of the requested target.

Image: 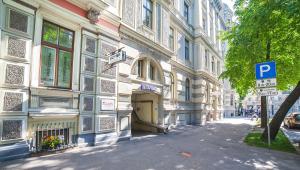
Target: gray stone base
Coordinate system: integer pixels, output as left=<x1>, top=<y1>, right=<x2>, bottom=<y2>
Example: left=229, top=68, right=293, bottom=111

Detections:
left=0, top=141, right=29, bottom=162
left=77, top=133, right=95, bottom=147
left=78, top=130, right=132, bottom=147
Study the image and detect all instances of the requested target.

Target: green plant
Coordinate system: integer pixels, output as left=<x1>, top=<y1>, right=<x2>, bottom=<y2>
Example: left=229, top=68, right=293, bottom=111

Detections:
left=244, top=130, right=296, bottom=153
left=42, top=136, right=61, bottom=150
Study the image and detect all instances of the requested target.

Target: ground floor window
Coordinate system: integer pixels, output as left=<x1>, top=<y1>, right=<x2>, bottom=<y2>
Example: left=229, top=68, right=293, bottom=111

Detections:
left=36, top=128, right=69, bottom=151
left=1, top=120, right=23, bottom=141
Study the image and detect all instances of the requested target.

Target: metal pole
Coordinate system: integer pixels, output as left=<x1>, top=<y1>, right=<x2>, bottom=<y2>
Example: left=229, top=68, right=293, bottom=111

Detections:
left=266, top=96, right=271, bottom=147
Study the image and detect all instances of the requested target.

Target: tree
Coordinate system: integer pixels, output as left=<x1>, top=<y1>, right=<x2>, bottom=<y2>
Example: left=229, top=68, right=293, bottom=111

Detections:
left=221, top=0, right=300, bottom=140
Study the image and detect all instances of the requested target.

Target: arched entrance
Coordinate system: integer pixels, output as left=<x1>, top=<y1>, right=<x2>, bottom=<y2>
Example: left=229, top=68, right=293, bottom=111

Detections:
left=130, top=55, right=165, bottom=135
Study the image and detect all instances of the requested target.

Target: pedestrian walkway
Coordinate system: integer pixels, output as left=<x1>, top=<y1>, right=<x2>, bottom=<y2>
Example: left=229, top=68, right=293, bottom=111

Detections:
left=1, top=118, right=299, bottom=170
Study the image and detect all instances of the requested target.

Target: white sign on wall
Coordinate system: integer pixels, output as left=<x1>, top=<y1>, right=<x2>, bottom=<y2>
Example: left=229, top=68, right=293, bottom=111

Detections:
left=101, top=99, right=115, bottom=111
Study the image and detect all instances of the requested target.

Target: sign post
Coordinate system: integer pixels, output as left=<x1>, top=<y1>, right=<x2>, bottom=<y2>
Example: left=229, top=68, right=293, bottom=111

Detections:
left=255, top=61, right=277, bottom=147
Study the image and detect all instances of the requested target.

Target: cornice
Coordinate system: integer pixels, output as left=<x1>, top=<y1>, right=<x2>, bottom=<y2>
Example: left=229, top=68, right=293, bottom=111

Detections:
left=196, top=70, right=222, bottom=86
left=194, top=31, right=223, bottom=60
left=119, top=24, right=173, bottom=59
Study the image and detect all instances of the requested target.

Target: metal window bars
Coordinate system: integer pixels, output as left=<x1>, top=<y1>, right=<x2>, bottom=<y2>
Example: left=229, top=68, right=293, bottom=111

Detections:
left=28, top=120, right=77, bottom=152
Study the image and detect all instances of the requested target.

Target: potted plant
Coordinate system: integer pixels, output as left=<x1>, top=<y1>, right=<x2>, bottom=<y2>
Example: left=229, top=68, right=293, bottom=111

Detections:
left=42, top=136, right=61, bottom=151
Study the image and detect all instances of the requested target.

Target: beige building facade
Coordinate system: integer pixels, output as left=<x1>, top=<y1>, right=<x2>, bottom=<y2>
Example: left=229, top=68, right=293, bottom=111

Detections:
left=0, top=0, right=230, bottom=161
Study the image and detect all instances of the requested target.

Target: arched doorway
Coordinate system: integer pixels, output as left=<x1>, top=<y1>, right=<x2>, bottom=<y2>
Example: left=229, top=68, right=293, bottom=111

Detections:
left=130, top=55, right=165, bottom=135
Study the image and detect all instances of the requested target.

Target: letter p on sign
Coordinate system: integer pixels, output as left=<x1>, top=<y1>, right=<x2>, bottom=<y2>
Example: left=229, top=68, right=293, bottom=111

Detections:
left=260, top=65, right=271, bottom=77
left=255, top=61, right=276, bottom=80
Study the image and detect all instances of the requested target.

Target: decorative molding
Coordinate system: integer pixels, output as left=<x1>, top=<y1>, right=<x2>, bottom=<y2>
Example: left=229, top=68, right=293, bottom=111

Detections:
left=87, top=8, right=100, bottom=24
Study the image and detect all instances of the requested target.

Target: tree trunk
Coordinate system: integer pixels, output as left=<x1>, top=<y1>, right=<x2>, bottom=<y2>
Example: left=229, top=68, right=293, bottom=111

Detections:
left=260, top=96, right=268, bottom=128
left=260, top=40, right=271, bottom=128
left=261, top=81, right=300, bottom=140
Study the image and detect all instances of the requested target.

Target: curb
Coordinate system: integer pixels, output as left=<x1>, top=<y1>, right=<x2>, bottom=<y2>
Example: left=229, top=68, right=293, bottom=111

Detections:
left=281, top=127, right=300, bottom=154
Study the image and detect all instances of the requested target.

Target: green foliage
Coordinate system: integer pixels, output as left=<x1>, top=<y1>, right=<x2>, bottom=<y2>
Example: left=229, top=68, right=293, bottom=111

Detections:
left=244, top=130, right=296, bottom=153
left=220, top=0, right=300, bottom=97
left=42, top=136, right=61, bottom=150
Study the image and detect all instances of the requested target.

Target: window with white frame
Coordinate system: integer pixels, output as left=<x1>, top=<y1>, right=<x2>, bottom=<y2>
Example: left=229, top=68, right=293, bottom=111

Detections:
left=185, top=38, right=189, bottom=60
left=170, top=73, right=175, bottom=100
left=217, top=61, right=220, bottom=75
left=206, top=84, right=210, bottom=103
left=40, top=21, right=74, bottom=88
left=149, top=63, right=155, bottom=80
left=156, top=3, right=161, bottom=41
left=212, top=58, right=215, bottom=72
left=169, top=27, right=174, bottom=51
left=205, top=49, right=209, bottom=68
left=143, top=0, right=153, bottom=28
left=138, top=60, right=144, bottom=78
left=185, top=78, right=190, bottom=101
left=184, top=1, right=189, bottom=23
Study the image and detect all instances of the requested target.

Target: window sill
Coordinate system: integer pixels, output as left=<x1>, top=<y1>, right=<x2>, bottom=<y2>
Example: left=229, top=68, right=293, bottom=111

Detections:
left=141, top=25, right=154, bottom=34
left=31, top=87, right=80, bottom=95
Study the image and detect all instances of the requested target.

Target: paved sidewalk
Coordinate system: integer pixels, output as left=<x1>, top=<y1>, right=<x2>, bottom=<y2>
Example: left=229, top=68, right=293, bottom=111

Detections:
left=1, top=118, right=300, bottom=170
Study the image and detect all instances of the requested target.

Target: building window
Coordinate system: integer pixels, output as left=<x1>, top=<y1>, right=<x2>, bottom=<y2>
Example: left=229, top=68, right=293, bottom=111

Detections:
left=184, top=2, right=189, bottom=22
left=203, top=18, right=206, bottom=33
left=210, top=16, right=214, bottom=40
left=217, top=61, right=220, bottom=75
left=211, top=57, right=215, bottom=73
left=143, top=0, right=153, bottom=28
left=170, top=73, right=175, bottom=100
left=1, top=119, right=24, bottom=141
left=185, top=38, right=189, bottom=60
left=230, top=94, right=234, bottom=106
left=149, top=63, right=155, bottom=80
left=82, top=116, right=93, bottom=132
left=169, top=27, right=174, bottom=51
left=206, top=84, right=210, bottom=103
left=205, top=49, right=209, bottom=68
left=138, top=60, right=144, bottom=78
left=185, top=78, right=190, bottom=101
left=40, top=21, right=74, bottom=88
left=156, top=3, right=161, bottom=42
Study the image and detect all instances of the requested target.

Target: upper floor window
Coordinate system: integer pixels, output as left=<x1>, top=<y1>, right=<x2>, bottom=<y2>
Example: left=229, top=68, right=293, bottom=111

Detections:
left=185, top=78, right=190, bottom=101
left=170, top=73, right=175, bottom=100
left=143, top=0, right=153, bottom=28
left=184, top=2, right=189, bottom=22
left=205, top=49, right=209, bottom=68
left=206, top=84, right=210, bottom=103
left=169, top=27, right=174, bottom=51
left=230, top=94, right=234, bottom=106
left=217, top=61, right=220, bottom=75
left=211, top=57, right=215, bottom=73
left=138, top=60, right=144, bottom=78
left=40, top=21, right=74, bottom=88
left=156, top=3, right=162, bottom=42
left=149, top=63, right=155, bottom=80
left=185, top=38, right=189, bottom=60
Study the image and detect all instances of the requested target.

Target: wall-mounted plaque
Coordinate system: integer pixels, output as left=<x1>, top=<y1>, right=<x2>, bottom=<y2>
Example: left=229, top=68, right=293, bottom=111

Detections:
left=101, top=99, right=115, bottom=111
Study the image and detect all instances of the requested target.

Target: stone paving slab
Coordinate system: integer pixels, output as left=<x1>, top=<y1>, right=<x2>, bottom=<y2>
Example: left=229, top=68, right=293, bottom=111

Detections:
left=0, top=118, right=300, bottom=170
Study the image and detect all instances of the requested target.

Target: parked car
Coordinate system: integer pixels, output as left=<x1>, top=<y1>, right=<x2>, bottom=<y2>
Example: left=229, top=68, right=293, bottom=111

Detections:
left=284, top=112, right=300, bottom=129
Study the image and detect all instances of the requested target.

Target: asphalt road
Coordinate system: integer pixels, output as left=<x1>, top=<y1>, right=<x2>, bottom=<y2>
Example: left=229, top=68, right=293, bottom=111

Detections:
left=282, top=126, right=300, bottom=143
left=1, top=118, right=300, bottom=170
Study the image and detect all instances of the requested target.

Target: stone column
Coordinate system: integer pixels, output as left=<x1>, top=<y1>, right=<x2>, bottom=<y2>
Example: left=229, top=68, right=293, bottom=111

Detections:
left=153, top=0, right=157, bottom=32
left=194, top=0, right=203, bottom=32
left=206, top=0, right=210, bottom=36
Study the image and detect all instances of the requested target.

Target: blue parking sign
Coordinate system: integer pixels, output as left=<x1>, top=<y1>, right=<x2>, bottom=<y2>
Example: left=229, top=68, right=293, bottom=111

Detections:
left=255, top=61, right=276, bottom=79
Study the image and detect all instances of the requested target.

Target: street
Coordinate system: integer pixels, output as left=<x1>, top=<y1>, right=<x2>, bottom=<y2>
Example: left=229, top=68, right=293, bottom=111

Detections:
left=282, top=127, right=300, bottom=144
left=1, top=118, right=299, bottom=170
